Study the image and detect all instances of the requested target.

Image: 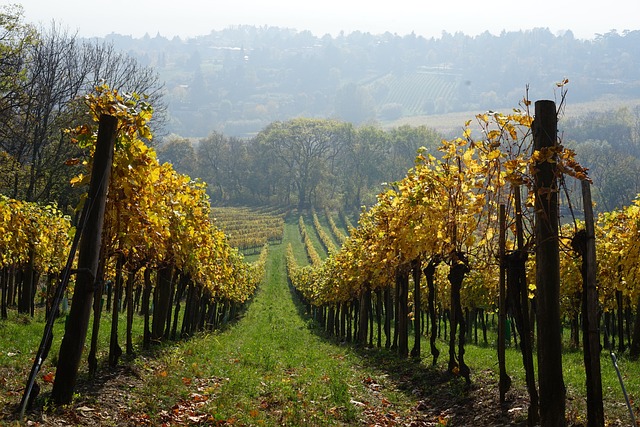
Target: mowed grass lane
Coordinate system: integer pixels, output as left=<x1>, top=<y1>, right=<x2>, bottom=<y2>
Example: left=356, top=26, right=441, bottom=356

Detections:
left=132, top=227, right=404, bottom=426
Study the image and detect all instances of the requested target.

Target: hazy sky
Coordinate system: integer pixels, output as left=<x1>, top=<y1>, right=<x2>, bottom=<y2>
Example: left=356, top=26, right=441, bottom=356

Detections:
left=14, top=0, right=638, bottom=40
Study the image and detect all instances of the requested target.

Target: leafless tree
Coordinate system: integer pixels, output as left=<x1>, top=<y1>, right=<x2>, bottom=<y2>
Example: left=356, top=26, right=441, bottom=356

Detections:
left=0, top=19, right=165, bottom=208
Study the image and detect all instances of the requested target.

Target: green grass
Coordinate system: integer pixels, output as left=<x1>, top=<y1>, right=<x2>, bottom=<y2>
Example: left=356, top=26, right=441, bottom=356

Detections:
left=130, top=237, right=372, bottom=425
left=286, top=219, right=309, bottom=266
left=443, top=320, right=640, bottom=425
left=0, top=300, right=148, bottom=416
left=0, top=310, right=67, bottom=405
left=300, top=213, right=328, bottom=260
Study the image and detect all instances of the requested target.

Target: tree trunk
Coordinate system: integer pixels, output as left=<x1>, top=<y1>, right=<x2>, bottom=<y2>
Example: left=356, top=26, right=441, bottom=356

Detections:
left=376, top=288, right=383, bottom=348
left=106, top=277, right=112, bottom=312
left=411, top=258, right=422, bottom=359
left=392, top=279, right=400, bottom=350
left=346, top=301, right=352, bottom=342
left=87, top=256, right=106, bottom=377
left=576, top=179, right=605, bottom=427
left=18, top=246, right=36, bottom=315
left=142, top=268, right=152, bottom=350
left=8, top=267, right=17, bottom=306
left=481, top=310, right=488, bottom=345
left=181, top=280, right=194, bottom=337
left=109, top=254, right=124, bottom=368
left=603, top=312, right=611, bottom=349
left=164, top=269, right=178, bottom=339
left=630, top=296, right=640, bottom=360
left=424, top=258, right=440, bottom=366
left=384, top=287, right=392, bottom=349
left=352, top=300, right=358, bottom=339
left=513, top=188, right=539, bottom=424
left=448, top=255, right=470, bottom=384
left=506, top=251, right=539, bottom=425
left=369, top=297, right=374, bottom=347
left=396, top=267, right=409, bottom=358
left=341, top=301, right=347, bottom=341
left=327, top=306, right=335, bottom=337
left=616, top=291, right=625, bottom=354
left=498, top=204, right=512, bottom=401
left=152, top=264, right=173, bottom=342
left=194, top=287, right=205, bottom=333
left=171, top=274, right=189, bottom=340
left=358, top=288, right=370, bottom=345
left=1, top=268, right=8, bottom=319
left=125, top=268, right=137, bottom=355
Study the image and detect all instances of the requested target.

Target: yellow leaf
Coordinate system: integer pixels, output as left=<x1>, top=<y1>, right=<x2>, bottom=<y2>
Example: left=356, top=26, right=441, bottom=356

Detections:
left=487, top=149, right=501, bottom=161
left=70, top=174, right=85, bottom=186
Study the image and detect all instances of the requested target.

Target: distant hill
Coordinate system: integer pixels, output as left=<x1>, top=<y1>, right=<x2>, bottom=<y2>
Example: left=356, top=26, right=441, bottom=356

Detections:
left=387, top=97, right=640, bottom=137
left=97, top=27, right=640, bottom=137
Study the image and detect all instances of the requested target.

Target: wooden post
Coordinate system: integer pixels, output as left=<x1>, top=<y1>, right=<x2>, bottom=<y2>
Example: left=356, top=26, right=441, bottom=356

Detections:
left=533, top=100, right=566, bottom=426
left=515, top=187, right=539, bottom=425
left=581, top=180, right=604, bottom=426
left=498, top=204, right=510, bottom=402
left=51, top=114, right=117, bottom=405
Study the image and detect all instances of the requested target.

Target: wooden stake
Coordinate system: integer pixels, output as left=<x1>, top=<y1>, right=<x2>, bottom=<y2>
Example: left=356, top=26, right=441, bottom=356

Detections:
left=51, top=114, right=117, bottom=405
left=581, top=180, right=604, bottom=427
left=533, top=100, right=566, bottom=426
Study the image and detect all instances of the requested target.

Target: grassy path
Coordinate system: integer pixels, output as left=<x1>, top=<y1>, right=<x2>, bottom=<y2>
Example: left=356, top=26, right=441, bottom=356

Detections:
left=126, top=226, right=535, bottom=426
left=128, top=238, right=413, bottom=426
left=7, top=218, right=534, bottom=426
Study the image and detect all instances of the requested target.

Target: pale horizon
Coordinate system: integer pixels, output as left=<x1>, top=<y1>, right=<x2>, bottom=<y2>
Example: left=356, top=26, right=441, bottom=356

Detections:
left=13, top=0, right=639, bottom=41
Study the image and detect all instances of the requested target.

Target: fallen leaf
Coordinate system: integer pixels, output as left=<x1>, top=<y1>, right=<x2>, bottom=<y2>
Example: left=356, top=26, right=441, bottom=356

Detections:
left=42, top=372, right=55, bottom=383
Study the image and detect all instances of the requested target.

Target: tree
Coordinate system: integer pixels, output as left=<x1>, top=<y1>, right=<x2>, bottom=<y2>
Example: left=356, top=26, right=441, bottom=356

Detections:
left=3, top=24, right=91, bottom=204
left=573, top=140, right=640, bottom=211
left=156, top=134, right=196, bottom=175
left=0, top=21, right=164, bottom=210
left=195, top=131, right=250, bottom=203
left=338, top=125, right=387, bottom=211
left=334, top=82, right=375, bottom=124
left=255, top=118, right=349, bottom=210
left=386, top=125, right=441, bottom=180
left=0, top=4, right=36, bottom=122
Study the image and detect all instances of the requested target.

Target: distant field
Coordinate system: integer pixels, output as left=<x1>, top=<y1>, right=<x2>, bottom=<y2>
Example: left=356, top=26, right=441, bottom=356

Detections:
left=385, top=97, right=640, bottom=136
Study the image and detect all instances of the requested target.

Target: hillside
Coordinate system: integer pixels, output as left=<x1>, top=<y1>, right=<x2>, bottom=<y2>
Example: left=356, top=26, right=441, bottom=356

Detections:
left=100, top=27, right=640, bottom=137
left=387, top=97, right=640, bottom=137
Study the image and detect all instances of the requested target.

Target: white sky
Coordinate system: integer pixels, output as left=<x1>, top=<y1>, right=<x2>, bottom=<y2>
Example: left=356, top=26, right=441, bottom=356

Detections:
left=13, top=0, right=639, bottom=40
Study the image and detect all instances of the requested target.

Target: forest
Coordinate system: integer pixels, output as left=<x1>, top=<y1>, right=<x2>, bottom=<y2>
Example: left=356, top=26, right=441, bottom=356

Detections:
left=2, top=3, right=640, bottom=426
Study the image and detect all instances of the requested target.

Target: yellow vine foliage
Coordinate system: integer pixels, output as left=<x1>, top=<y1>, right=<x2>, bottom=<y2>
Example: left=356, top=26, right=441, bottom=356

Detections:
left=0, top=196, right=71, bottom=275
left=287, top=99, right=600, bottom=320
left=69, top=84, right=260, bottom=304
